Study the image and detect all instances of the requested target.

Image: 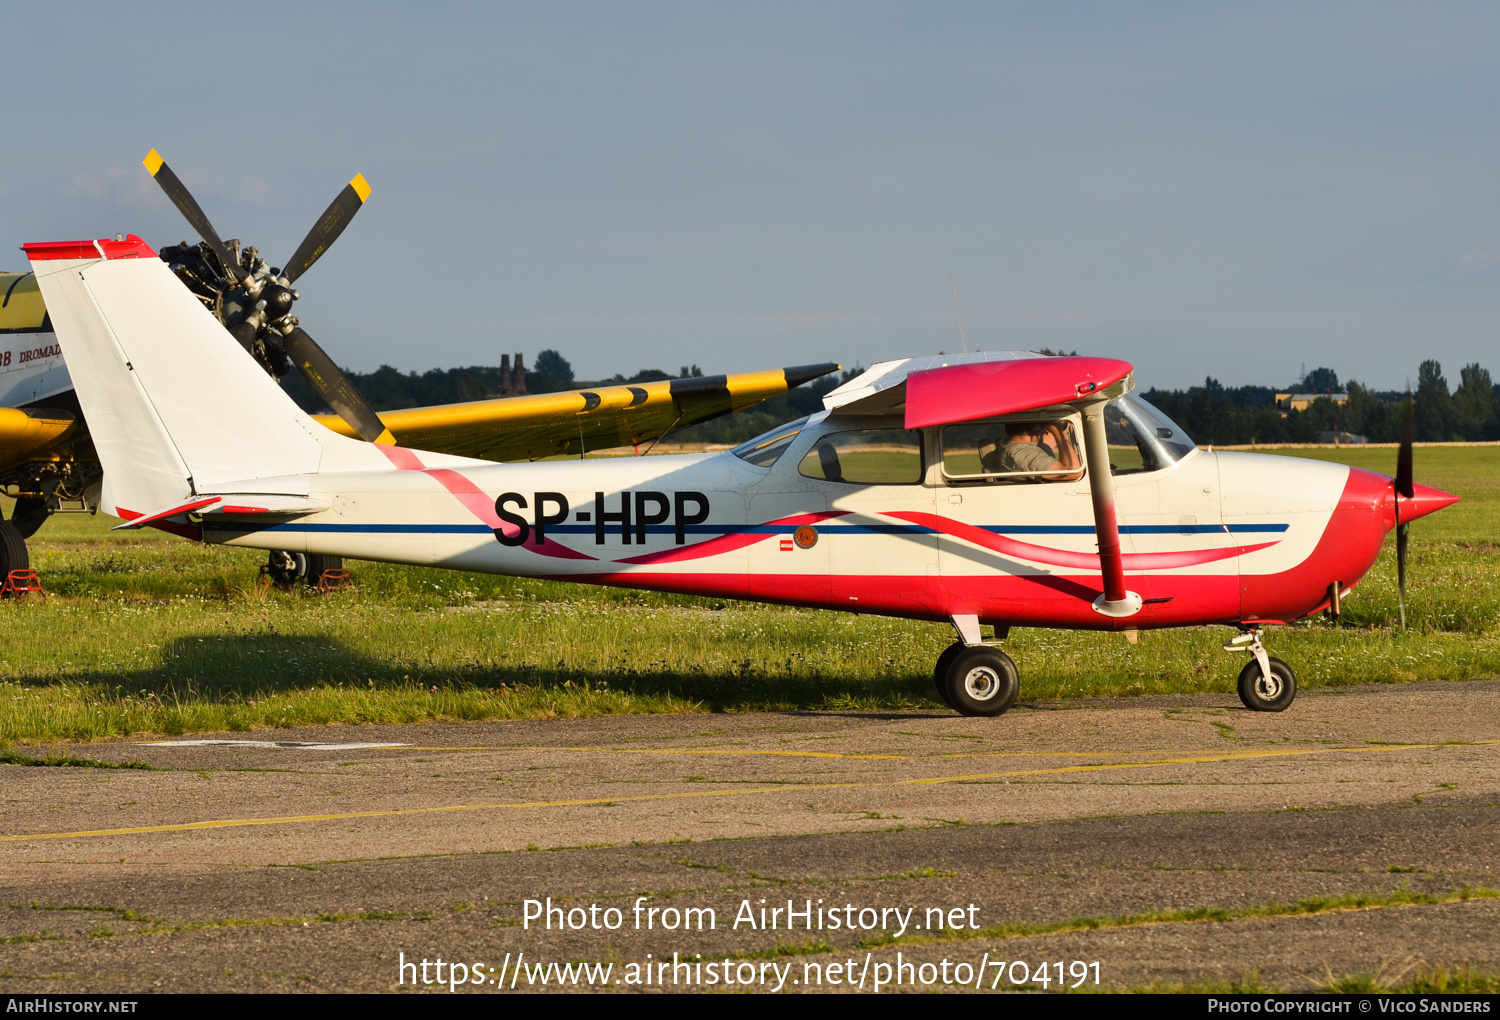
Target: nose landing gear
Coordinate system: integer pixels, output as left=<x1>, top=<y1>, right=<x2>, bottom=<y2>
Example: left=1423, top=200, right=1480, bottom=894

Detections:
left=1225, top=628, right=1297, bottom=712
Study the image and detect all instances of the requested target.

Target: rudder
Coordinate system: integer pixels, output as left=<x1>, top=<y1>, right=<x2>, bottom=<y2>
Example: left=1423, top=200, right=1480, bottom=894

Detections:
left=25, top=236, right=360, bottom=518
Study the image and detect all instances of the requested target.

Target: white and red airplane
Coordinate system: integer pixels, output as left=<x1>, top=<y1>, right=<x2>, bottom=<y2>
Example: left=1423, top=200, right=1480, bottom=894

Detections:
left=24, top=237, right=1459, bottom=716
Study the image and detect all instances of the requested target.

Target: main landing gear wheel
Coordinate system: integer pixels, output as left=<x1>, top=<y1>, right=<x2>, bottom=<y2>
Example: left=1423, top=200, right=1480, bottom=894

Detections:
left=940, top=645, right=1019, bottom=718
left=0, top=520, right=28, bottom=579
left=1237, top=657, right=1297, bottom=712
left=932, top=642, right=964, bottom=708
left=264, top=551, right=344, bottom=590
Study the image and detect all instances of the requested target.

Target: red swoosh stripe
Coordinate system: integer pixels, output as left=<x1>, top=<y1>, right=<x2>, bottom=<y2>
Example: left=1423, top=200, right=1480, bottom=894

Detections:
left=614, top=511, right=851, bottom=565
left=375, top=446, right=595, bottom=561
left=884, top=511, right=1275, bottom=570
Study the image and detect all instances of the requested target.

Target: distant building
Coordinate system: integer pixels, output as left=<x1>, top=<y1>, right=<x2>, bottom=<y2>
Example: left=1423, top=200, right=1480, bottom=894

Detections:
left=1275, top=392, right=1347, bottom=415
left=1318, top=430, right=1367, bottom=445
left=498, top=353, right=527, bottom=396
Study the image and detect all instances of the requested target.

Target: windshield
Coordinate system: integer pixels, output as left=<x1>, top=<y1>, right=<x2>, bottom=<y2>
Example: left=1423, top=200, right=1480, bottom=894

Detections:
left=1103, top=394, right=1196, bottom=473
left=731, top=416, right=808, bottom=467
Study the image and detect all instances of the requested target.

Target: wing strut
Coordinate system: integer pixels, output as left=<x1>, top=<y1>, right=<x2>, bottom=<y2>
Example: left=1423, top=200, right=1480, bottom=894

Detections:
left=1080, top=406, right=1142, bottom=618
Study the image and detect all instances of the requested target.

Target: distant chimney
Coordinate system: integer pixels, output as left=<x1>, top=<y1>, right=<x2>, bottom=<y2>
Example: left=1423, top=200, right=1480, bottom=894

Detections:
left=499, top=354, right=513, bottom=396
left=513, top=353, right=527, bottom=395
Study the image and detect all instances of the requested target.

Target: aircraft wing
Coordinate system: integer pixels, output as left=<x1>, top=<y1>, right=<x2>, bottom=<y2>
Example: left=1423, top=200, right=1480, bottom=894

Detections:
left=311, top=363, right=839, bottom=461
left=0, top=407, right=77, bottom=470
left=904, top=356, right=1134, bottom=428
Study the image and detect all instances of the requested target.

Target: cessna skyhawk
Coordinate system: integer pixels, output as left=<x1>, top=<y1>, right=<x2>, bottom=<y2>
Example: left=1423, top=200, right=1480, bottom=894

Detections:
left=24, top=237, right=1457, bottom=714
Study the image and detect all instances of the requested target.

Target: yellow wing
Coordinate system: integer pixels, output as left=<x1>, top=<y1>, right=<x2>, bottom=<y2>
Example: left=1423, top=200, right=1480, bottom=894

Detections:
left=312, top=364, right=838, bottom=460
left=0, top=408, right=77, bottom=471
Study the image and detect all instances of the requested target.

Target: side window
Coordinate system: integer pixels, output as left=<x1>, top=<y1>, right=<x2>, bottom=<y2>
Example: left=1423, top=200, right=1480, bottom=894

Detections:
left=940, top=419, right=1085, bottom=484
left=797, top=428, right=924, bottom=484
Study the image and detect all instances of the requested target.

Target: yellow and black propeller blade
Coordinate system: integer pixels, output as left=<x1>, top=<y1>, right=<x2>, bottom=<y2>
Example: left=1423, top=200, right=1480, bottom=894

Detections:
left=283, top=326, right=393, bottom=445
left=283, top=174, right=371, bottom=284
left=142, top=149, right=245, bottom=281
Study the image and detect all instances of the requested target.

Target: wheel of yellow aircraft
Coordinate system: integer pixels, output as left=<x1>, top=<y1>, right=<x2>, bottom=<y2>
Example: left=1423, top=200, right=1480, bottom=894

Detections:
left=939, top=645, right=1020, bottom=717
left=1237, top=657, right=1297, bottom=713
left=0, top=519, right=27, bottom=582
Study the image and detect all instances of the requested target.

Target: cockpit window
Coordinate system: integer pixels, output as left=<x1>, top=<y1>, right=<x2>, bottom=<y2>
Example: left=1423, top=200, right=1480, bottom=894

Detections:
left=797, top=428, right=924, bottom=484
left=941, top=416, right=1085, bottom=483
left=731, top=417, right=808, bottom=468
left=1103, top=394, right=1197, bottom=474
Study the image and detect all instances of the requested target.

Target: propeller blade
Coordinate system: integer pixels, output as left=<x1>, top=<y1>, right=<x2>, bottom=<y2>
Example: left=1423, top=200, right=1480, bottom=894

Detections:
left=282, top=327, right=393, bottom=445
left=1396, top=512, right=1409, bottom=631
left=1396, top=394, right=1415, bottom=499
left=282, top=174, right=371, bottom=284
left=1393, top=393, right=1414, bottom=629
left=143, top=150, right=244, bottom=281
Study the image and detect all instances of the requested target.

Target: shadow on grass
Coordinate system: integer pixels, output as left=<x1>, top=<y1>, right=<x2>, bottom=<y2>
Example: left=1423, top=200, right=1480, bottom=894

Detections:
left=7, top=634, right=943, bottom=739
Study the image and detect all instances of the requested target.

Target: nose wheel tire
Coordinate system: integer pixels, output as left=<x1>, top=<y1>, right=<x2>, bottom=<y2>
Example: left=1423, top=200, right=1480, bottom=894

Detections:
left=1237, top=657, right=1297, bottom=712
left=940, top=645, right=1019, bottom=717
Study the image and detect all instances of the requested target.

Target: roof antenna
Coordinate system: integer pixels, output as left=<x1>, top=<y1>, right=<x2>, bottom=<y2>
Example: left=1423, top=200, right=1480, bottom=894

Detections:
left=949, top=276, right=970, bottom=354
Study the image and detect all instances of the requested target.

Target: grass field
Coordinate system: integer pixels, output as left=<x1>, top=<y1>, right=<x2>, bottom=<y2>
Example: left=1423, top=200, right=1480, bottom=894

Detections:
left=1, top=445, right=1495, bottom=743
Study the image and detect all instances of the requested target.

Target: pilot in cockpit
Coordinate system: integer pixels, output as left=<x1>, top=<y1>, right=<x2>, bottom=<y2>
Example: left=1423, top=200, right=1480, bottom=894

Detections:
left=977, top=420, right=1084, bottom=482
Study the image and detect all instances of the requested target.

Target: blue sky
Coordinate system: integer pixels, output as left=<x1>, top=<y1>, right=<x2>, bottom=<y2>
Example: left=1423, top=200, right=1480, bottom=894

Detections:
left=4, top=3, right=1498, bottom=389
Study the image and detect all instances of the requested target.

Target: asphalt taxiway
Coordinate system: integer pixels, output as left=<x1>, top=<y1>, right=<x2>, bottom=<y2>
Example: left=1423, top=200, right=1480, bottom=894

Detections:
left=2, top=681, right=1497, bottom=992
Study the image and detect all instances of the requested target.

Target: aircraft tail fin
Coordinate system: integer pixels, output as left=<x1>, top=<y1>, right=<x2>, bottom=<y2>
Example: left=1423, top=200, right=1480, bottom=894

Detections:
left=23, top=236, right=375, bottom=520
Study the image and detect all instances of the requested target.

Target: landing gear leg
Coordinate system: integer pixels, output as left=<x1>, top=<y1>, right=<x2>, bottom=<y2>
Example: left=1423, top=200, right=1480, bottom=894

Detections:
left=1225, top=628, right=1297, bottom=712
left=9, top=498, right=49, bottom=539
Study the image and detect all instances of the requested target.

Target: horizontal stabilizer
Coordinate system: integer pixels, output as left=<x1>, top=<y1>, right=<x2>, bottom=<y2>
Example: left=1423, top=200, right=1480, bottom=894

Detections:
left=113, top=493, right=332, bottom=530
left=113, top=496, right=223, bottom=530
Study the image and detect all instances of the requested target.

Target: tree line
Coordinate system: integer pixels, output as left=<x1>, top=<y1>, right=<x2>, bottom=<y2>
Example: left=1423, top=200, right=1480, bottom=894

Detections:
left=1142, top=361, right=1499, bottom=445
left=284, top=348, right=1498, bottom=449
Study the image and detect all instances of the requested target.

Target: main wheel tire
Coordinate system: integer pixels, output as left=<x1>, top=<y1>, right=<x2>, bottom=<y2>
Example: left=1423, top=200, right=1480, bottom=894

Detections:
left=305, top=554, right=343, bottom=586
left=932, top=642, right=964, bottom=708
left=0, top=520, right=28, bottom=582
left=1237, top=657, right=1297, bottom=712
left=941, top=645, right=1020, bottom=718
